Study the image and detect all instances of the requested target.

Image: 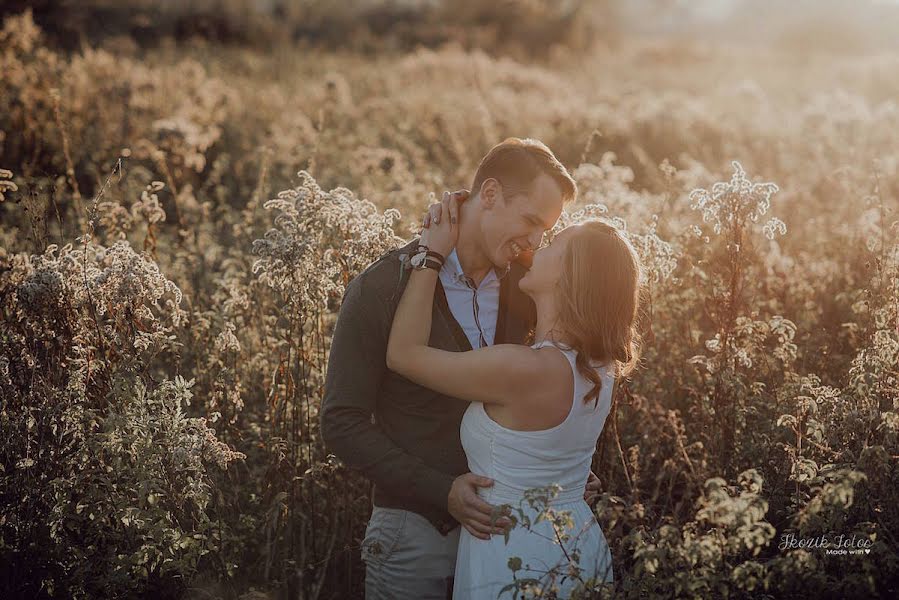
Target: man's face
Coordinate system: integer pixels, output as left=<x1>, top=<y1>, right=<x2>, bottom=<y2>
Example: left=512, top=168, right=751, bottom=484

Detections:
left=478, top=172, right=565, bottom=270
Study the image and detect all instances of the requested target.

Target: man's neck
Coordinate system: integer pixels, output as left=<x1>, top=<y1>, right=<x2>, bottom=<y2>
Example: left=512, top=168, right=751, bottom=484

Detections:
left=455, top=219, right=494, bottom=287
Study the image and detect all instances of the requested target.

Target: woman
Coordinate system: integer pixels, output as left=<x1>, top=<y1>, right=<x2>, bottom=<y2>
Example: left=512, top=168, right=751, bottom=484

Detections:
left=386, top=199, right=642, bottom=598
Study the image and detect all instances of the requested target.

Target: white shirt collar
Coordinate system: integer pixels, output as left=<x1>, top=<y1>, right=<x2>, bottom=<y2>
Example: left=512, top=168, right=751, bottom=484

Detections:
left=441, top=249, right=509, bottom=285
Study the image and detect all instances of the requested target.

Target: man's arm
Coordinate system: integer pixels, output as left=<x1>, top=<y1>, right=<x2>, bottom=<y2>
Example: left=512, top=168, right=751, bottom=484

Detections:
left=320, top=272, right=455, bottom=512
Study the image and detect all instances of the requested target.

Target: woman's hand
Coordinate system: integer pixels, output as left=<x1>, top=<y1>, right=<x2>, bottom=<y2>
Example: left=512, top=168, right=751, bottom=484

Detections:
left=420, top=190, right=468, bottom=257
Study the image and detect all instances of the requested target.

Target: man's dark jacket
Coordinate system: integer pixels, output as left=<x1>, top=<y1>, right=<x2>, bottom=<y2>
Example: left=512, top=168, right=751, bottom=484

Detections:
left=320, top=238, right=536, bottom=535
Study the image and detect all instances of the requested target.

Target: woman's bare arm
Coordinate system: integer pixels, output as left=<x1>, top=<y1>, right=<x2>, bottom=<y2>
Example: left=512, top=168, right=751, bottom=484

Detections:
left=385, top=265, right=569, bottom=407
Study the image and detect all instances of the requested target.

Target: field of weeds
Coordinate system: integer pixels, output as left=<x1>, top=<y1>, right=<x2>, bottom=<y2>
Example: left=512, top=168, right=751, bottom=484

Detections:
left=1, top=2, right=897, bottom=598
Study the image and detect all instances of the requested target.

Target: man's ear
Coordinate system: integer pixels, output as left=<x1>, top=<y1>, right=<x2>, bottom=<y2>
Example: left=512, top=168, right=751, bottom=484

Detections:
left=481, top=178, right=501, bottom=209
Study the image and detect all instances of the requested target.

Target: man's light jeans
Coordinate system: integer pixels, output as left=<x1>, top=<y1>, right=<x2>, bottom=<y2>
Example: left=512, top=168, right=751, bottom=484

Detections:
left=362, top=505, right=461, bottom=599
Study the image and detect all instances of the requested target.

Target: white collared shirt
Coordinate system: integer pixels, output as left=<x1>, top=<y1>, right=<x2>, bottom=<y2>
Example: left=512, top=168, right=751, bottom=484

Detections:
left=438, top=249, right=503, bottom=349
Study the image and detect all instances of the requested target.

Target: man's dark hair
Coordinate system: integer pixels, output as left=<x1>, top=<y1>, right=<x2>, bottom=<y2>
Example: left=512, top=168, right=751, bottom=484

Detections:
left=470, top=137, right=577, bottom=204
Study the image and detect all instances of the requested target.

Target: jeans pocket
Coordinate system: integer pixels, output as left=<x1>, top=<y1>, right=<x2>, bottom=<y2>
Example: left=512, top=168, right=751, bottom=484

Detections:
left=361, top=507, right=407, bottom=566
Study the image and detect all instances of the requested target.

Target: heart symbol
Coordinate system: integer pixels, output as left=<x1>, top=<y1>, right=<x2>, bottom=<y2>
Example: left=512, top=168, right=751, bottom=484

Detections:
left=865, top=549, right=870, bottom=554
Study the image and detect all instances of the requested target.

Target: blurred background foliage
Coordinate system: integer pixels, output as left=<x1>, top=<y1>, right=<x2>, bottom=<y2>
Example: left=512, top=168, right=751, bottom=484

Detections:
left=1, top=1, right=897, bottom=598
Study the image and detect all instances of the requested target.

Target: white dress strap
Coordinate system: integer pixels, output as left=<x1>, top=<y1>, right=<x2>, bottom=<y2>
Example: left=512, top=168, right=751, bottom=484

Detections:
left=532, top=339, right=576, bottom=359
left=532, top=338, right=570, bottom=350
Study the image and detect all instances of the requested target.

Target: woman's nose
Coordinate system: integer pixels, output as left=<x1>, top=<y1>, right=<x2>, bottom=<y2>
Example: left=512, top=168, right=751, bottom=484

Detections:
left=527, top=230, right=543, bottom=249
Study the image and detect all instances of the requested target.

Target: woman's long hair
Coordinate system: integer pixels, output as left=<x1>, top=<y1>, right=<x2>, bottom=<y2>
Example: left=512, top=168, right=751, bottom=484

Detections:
left=556, top=219, right=643, bottom=405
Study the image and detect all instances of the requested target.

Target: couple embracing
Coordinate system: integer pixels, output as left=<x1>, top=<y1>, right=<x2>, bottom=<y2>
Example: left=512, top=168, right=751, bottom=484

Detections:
left=321, top=138, right=642, bottom=599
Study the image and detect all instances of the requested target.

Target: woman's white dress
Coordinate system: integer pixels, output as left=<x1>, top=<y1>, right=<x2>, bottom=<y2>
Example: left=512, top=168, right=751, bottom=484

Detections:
left=453, top=340, right=615, bottom=599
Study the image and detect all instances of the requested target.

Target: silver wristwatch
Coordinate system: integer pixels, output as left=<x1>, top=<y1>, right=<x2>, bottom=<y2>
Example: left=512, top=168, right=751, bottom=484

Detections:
left=410, top=249, right=441, bottom=271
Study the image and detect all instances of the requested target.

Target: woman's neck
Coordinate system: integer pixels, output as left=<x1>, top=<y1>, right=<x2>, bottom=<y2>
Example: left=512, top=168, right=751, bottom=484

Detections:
left=532, top=294, right=569, bottom=346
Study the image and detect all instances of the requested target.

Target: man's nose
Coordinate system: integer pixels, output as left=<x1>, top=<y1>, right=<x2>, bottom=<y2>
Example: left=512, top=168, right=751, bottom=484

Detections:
left=527, top=230, right=543, bottom=250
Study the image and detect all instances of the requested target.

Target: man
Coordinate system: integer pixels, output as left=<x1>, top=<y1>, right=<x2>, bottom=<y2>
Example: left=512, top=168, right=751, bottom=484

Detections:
left=321, top=137, right=599, bottom=599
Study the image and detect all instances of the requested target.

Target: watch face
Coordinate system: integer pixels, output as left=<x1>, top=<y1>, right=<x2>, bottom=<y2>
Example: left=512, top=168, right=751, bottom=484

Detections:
left=410, top=252, right=427, bottom=267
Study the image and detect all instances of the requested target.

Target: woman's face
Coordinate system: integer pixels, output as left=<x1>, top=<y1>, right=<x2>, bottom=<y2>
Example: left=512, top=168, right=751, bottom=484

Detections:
left=518, top=224, right=578, bottom=297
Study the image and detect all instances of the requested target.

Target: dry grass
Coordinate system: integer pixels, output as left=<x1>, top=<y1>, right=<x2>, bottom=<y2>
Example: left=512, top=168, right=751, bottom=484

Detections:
left=1, top=6, right=897, bottom=599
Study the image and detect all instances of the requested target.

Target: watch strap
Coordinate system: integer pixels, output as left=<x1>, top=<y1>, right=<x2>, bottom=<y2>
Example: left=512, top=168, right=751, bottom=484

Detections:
left=414, top=256, right=443, bottom=272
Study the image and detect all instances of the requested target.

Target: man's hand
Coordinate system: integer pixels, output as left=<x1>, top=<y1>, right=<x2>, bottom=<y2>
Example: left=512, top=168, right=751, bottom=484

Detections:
left=447, top=473, right=510, bottom=540
left=584, top=470, right=601, bottom=506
